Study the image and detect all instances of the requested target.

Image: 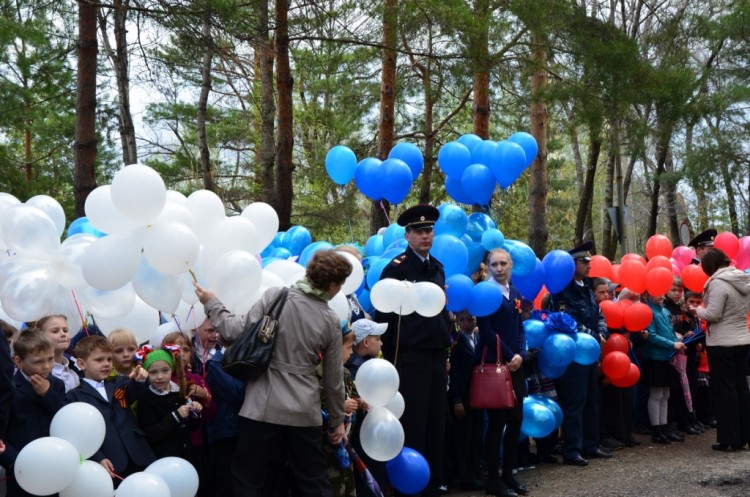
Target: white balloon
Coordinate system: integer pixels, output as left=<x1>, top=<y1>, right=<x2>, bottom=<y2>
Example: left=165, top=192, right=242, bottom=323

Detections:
left=0, top=268, right=57, bottom=322
left=186, top=190, right=225, bottom=242
left=115, top=472, right=170, bottom=497
left=165, top=190, right=187, bottom=205
left=27, top=195, right=66, bottom=238
left=60, top=460, right=114, bottom=497
left=0, top=192, right=21, bottom=219
left=110, top=164, right=167, bottom=224
left=209, top=250, right=262, bottom=314
left=0, top=204, right=60, bottom=260
left=370, top=278, right=410, bottom=314
left=174, top=300, right=205, bottom=332
left=328, top=291, right=350, bottom=322
left=0, top=304, right=23, bottom=329
left=143, top=222, right=200, bottom=275
left=398, top=281, right=416, bottom=315
left=96, top=296, right=161, bottom=344
left=153, top=202, right=194, bottom=229
left=241, top=202, right=279, bottom=253
left=247, top=270, right=286, bottom=307
left=145, top=457, right=199, bottom=497
left=82, top=229, right=144, bottom=290
left=211, top=216, right=259, bottom=257
left=384, top=391, right=405, bottom=418
left=76, top=283, right=136, bottom=320
left=339, top=252, right=364, bottom=295
left=409, top=281, right=446, bottom=317
left=52, top=234, right=97, bottom=289
left=264, top=259, right=306, bottom=287
left=0, top=255, right=46, bottom=289
left=14, top=437, right=80, bottom=495
left=85, top=185, right=139, bottom=235
left=359, top=406, right=404, bottom=461
left=355, top=358, right=400, bottom=407
left=49, top=287, right=87, bottom=332
left=132, top=258, right=182, bottom=314
left=50, top=402, right=106, bottom=459
left=151, top=321, right=180, bottom=346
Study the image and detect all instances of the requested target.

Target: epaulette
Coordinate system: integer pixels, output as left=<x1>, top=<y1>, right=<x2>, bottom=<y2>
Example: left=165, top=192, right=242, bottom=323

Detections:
left=389, top=254, right=407, bottom=266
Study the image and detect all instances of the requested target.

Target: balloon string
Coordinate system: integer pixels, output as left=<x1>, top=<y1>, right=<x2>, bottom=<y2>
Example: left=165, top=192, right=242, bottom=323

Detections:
left=379, top=200, right=391, bottom=225
left=112, top=473, right=124, bottom=481
left=172, top=314, right=183, bottom=334
left=70, top=289, right=89, bottom=336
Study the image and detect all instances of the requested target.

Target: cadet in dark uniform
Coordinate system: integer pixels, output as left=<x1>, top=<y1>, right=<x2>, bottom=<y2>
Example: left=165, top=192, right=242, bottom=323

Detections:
left=689, top=228, right=717, bottom=264
left=549, top=242, right=611, bottom=466
left=377, top=205, right=451, bottom=497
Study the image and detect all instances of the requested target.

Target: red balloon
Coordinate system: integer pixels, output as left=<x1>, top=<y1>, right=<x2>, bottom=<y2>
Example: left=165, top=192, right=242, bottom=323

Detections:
left=645, top=267, right=674, bottom=297
left=621, top=253, right=647, bottom=265
left=619, top=259, right=647, bottom=294
left=600, top=300, right=624, bottom=329
left=610, top=363, right=640, bottom=387
left=623, top=302, right=652, bottom=331
left=610, top=264, right=621, bottom=284
left=672, top=246, right=695, bottom=268
left=714, top=232, right=740, bottom=260
left=602, top=351, right=631, bottom=380
left=645, top=255, right=672, bottom=273
left=735, top=236, right=750, bottom=270
left=681, top=264, right=709, bottom=293
left=603, top=333, right=629, bottom=355
left=617, top=299, right=634, bottom=310
left=589, top=255, right=613, bottom=280
left=645, top=235, right=673, bottom=260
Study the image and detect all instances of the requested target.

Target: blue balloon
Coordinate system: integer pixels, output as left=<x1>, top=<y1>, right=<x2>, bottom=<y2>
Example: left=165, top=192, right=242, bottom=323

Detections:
left=366, top=258, right=391, bottom=290
left=468, top=281, right=503, bottom=317
left=437, top=141, right=472, bottom=177
left=66, top=217, right=105, bottom=238
left=523, top=319, right=550, bottom=349
left=386, top=447, right=430, bottom=495
left=481, top=228, right=505, bottom=251
left=445, top=175, right=475, bottom=205
left=457, top=133, right=482, bottom=153
left=509, top=132, right=539, bottom=167
left=382, top=223, right=406, bottom=249
left=490, top=141, right=527, bottom=188
left=298, top=241, right=335, bottom=267
left=354, top=157, right=383, bottom=200
left=574, top=332, right=601, bottom=366
left=365, top=235, right=385, bottom=257
left=538, top=356, right=567, bottom=379
left=463, top=237, right=485, bottom=276
left=358, top=289, right=373, bottom=314
left=325, top=145, right=358, bottom=185
left=521, top=398, right=557, bottom=438
left=532, top=395, right=564, bottom=429
left=431, top=234, right=468, bottom=277
left=505, top=239, right=536, bottom=277
left=269, top=247, right=292, bottom=259
left=541, top=333, right=577, bottom=367
left=262, top=231, right=286, bottom=257
left=542, top=249, right=575, bottom=294
left=383, top=238, right=408, bottom=254
left=461, top=164, right=496, bottom=205
left=381, top=158, right=413, bottom=204
left=281, top=226, right=312, bottom=256
left=512, top=258, right=545, bottom=302
left=471, top=139, right=498, bottom=167
left=261, top=256, right=283, bottom=267
left=465, top=212, right=496, bottom=241
left=389, top=143, right=424, bottom=181
left=435, top=204, right=468, bottom=238
left=445, top=274, right=474, bottom=312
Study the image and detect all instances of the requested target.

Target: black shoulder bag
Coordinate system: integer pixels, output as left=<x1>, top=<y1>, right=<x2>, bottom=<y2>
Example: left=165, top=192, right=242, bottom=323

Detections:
left=221, top=287, right=289, bottom=381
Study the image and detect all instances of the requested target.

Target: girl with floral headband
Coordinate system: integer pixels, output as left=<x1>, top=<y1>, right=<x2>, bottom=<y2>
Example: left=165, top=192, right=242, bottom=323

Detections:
left=134, top=344, right=203, bottom=459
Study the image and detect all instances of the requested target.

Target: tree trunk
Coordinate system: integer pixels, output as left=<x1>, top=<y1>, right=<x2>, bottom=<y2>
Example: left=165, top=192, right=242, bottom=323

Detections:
left=719, top=161, right=739, bottom=234
left=602, top=141, right=616, bottom=258
left=197, top=9, right=215, bottom=192
left=574, top=136, right=601, bottom=246
left=256, top=0, right=276, bottom=207
left=647, top=138, right=668, bottom=237
left=275, top=0, right=293, bottom=230
left=472, top=0, right=490, bottom=139
left=685, top=121, right=708, bottom=231
left=74, top=0, right=98, bottom=217
left=527, top=30, right=548, bottom=257
left=370, top=0, right=397, bottom=233
left=663, top=149, right=680, bottom=244
left=418, top=57, right=434, bottom=205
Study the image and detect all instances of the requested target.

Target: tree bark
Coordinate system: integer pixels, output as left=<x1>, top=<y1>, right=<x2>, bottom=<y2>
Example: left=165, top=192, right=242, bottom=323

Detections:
left=527, top=31, right=548, bottom=257
left=663, top=149, right=680, bottom=244
left=472, top=0, right=490, bottom=139
left=719, top=161, right=739, bottom=234
left=275, top=0, right=294, bottom=230
left=602, top=141, right=616, bottom=258
left=255, top=0, right=276, bottom=207
left=647, top=137, right=668, bottom=237
left=574, top=136, right=601, bottom=246
left=74, top=0, right=98, bottom=217
left=197, top=8, right=215, bottom=191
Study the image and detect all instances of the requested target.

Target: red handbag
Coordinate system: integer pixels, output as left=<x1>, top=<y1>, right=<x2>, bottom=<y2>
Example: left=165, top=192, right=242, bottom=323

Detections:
left=469, top=335, right=516, bottom=409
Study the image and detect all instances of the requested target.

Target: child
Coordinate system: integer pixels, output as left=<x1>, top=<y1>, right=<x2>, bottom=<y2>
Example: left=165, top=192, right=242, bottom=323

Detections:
left=2, top=330, right=65, bottom=497
left=135, top=344, right=203, bottom=459
left=108, top=328, right=139, bottom=377
left=35, top=315, right=79, bottom=392
left=66, top=336, right=155, bottom=480
left=345, top=319, right=387, bottom=379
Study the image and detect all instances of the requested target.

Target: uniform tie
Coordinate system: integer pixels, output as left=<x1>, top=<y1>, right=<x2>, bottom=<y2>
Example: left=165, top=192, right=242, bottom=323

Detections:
left=422, top=258, right=431, bottom=274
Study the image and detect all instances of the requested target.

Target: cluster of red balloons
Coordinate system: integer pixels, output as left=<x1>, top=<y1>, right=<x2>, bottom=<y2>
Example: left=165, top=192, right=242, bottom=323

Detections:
left=599, top=299, right=652, bottom=331
left=600, top=334, right=640, bottom=387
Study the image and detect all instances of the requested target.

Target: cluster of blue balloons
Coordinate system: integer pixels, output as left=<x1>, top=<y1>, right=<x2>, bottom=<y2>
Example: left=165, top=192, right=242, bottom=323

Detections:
left=261, top=225, right=313, bottom=263
left=325, top=143, right=424, bottom=205
left=524, top=318, right=601, bottom=379
left=439, top=132, right=538, bottom=206
left=66, top=216, right=106, bottom=238
left=511, top=249, right=576, bottom=303
left=521, top=395, right=563, bottom=438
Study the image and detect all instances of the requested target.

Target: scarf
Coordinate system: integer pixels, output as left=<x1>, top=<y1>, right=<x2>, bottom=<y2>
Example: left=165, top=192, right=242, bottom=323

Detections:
left=293, top=277, right=332, bottom=302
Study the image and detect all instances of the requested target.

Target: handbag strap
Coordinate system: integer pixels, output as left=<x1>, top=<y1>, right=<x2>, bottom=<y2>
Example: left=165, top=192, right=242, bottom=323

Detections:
left=267, top=287, right=290, bottom=319
left=479, top=335, right=505, bottom=366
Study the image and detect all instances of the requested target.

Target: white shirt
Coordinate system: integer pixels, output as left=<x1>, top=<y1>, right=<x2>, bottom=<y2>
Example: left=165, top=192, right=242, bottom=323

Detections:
left=53, top=356, right=80, bottom=392
left=83, top=378, right=109, bottom=401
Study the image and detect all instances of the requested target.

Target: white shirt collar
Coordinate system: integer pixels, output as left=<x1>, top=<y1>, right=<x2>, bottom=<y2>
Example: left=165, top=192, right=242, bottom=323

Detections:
left=83, top=377, right=109, bottom=401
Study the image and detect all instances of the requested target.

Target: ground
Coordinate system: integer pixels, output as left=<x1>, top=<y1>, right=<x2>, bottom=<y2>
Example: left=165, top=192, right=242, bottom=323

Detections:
left=451, top=430, right=750, bottom=497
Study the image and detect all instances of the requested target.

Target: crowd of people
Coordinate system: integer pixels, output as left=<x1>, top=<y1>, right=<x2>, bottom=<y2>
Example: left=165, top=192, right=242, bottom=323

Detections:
left=1, top=208, right=749, bottom=497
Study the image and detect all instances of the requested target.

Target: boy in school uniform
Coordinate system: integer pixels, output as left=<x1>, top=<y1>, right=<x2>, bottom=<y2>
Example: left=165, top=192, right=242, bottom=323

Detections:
left=1, top=330, right=66, bottom=497
left=345, top=319, right=387, bottom=379
left=66, top=336, right=155, bottom=481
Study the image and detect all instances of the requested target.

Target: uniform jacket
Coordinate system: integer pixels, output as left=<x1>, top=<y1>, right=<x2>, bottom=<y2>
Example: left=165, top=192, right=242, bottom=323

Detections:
left=696, top=267, right=750, bottom=347
left=448, top=332, right=476, bottom=406
left=137, top=387, right=200, bottom=459
left=644, top=302, right=680, bottom=361
left=204, top=286, right=345, bottom=427
left=476, top=284, right=527, bottom=364
left=377, top=247, right=451, bottom=353
left=550, top=278, right=608, bottom=339
left=66, top=376, right=155, bottom=473
left=0, top=336, right=14, bottom=439
left=204, top=350, right=244, bottom=445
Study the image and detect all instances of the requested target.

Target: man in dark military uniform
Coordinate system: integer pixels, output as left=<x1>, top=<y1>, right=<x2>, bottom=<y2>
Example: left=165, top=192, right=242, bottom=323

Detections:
left=377, top=204, right=451, bottom=497
left=689, top=228, right=717, bottom=264
left=549, top=242, right=612, bottom=466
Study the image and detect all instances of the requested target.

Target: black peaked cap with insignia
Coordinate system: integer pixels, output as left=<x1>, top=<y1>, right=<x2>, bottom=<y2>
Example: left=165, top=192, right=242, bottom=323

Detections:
left=688, top=228, right=717, bottom=248
left=568, top=241, right=594, bottom=261
left=397, top=204, right=439, bottom=230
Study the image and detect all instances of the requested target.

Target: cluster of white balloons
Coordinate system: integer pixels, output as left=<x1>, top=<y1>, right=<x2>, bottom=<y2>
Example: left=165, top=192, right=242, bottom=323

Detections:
left=369, top=278, right=446, bottom=317
left=13, top=402, right=198, bottom=497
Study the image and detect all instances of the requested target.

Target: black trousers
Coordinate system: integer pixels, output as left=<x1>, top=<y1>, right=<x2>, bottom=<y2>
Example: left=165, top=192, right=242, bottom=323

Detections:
left=600, top=384, right=633, bottom=442
left=232, top=418, right=331, bottom=497
left=210, top=437, right=238, bottom=497
left=484, top=369, right=526, bottom=480
left=707, top=345, right=750, bottom=447
left=450, top=402, right=483, bottom=484
left=557, top=362, right=600, bottom=458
